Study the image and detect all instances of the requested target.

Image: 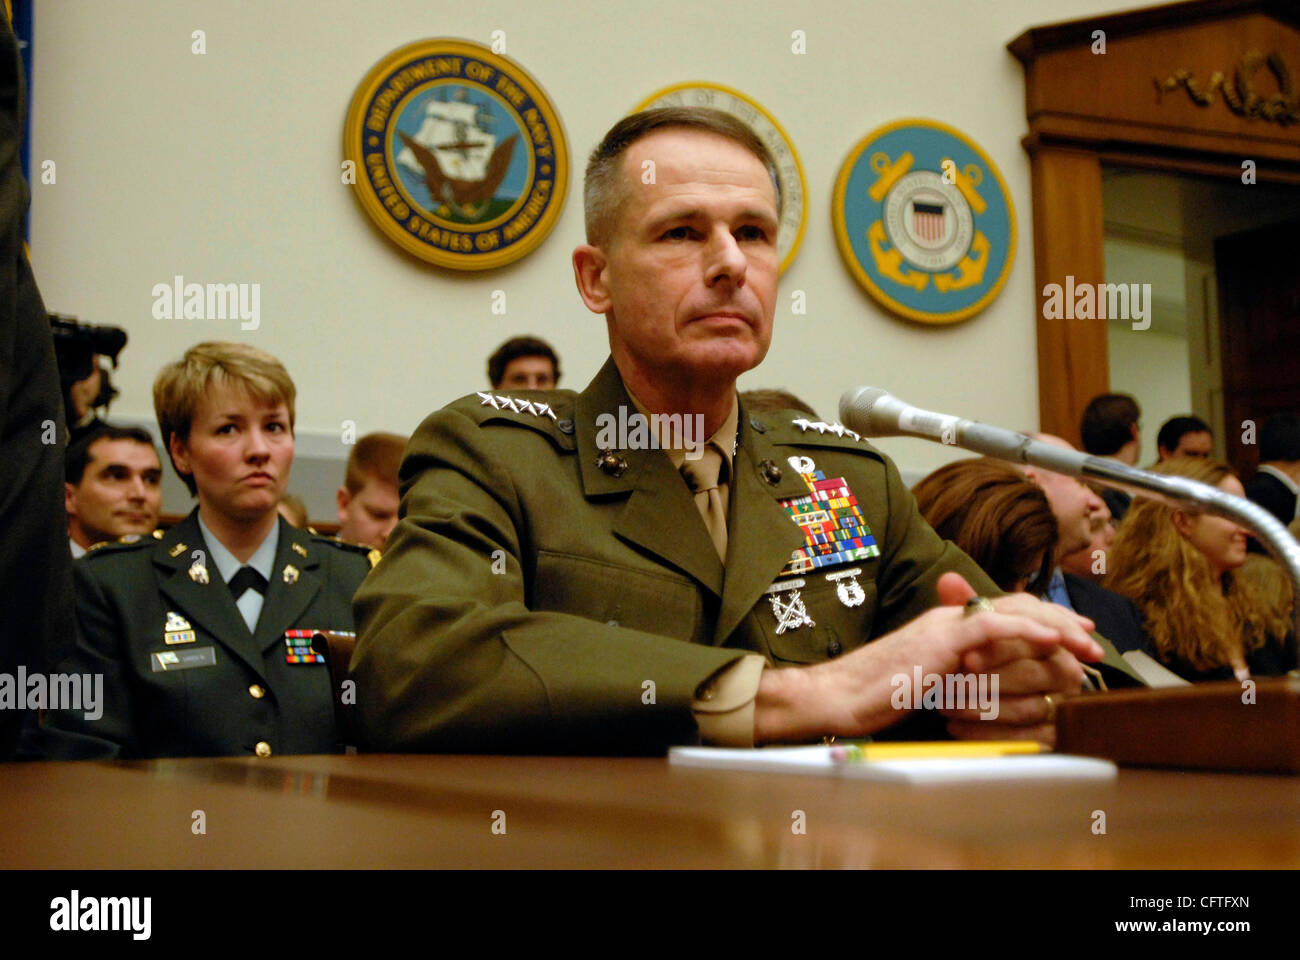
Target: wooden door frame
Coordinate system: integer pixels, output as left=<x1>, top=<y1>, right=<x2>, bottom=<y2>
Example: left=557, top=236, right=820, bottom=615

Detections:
left=1008, top=0, right=1300, bottom=447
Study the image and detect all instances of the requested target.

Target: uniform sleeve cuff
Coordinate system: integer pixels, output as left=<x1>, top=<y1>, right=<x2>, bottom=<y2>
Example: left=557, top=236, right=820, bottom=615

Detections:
left=692, top=655, right=766, bottom=748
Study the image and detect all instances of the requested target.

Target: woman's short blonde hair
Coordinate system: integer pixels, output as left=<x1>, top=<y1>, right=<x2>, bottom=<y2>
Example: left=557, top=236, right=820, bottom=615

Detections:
left=154, top=341, right=295, bottom=494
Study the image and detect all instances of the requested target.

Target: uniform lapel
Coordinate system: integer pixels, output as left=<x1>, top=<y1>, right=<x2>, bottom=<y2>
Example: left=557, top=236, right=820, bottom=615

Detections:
left=252, top=519, right=322, bottom=653
left=714, top=414, right=806, bottom=644
left=154, top=511, right=267, bottom=681
left=574, top=358, right=724, bottom=597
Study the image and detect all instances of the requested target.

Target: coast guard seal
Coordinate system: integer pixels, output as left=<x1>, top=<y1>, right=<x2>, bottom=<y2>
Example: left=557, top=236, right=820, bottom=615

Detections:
left=344, top=39, right=569, bottom=270
left=833, top=119, right=1016, bottom=324
left=635, top=83, right=807, bottom=274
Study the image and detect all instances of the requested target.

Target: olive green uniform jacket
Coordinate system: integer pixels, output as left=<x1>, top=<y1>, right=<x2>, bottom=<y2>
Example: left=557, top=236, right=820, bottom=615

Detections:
left=42, top=511, right=372, bottom=759
left=352, top=358, right=1142, bottom=754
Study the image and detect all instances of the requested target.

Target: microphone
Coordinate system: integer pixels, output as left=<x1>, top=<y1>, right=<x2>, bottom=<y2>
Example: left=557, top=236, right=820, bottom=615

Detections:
left=839, top=386, right=1300, bottom=640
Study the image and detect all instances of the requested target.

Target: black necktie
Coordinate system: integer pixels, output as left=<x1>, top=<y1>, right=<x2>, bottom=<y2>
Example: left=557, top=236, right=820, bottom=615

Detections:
left=227, top=566, right=268, bottom=599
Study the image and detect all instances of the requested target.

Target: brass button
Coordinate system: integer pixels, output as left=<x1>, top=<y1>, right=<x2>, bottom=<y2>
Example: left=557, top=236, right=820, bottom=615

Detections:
left=254, top=741, right=272, bottom=758
left=248, top=684, right=265, bottom=699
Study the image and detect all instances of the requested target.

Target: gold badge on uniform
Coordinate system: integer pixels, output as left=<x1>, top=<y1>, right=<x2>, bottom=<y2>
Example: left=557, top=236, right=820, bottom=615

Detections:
left=188, top=561, right=209, bottom=584
left=164, top=611, right=196, bottom=645
left=283, top=564, right=300, bottom=584
left=763, top=578, right=815, bottom=634
left=291, top=542, right=308, bottom=557
left=168, top=542, right=188, bottom=558
left=826, top=567, right=866, bottom=607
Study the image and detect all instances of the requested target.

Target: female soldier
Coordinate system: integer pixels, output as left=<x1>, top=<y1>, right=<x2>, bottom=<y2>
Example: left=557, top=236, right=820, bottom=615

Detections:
left=1105, top=458, right=1294, bottom=682
left=45, top=342, right=374, bottom=758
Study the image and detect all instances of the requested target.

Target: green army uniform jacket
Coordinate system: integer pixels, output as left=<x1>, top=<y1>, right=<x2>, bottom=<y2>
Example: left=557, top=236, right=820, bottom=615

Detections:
left=352, top=358, right=1142, bottom=754
left=42, top=510, right=373, bottom=759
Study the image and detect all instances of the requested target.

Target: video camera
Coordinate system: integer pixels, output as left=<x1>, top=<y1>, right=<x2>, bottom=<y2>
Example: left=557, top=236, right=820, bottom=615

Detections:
left=49, top=312, right=128, bottom=417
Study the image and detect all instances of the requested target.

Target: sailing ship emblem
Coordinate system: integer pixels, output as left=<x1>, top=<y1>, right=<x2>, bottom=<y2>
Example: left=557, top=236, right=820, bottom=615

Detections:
left=345, top=39, right=569, bottom=270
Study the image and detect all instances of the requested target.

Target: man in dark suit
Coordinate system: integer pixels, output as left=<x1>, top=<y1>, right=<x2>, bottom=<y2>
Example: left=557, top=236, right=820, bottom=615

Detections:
left=1245, top=413, right=1300, bottom=539
left=0, top=8, right=76, bottom=760
left=1021, top=434, right=1152, bottom=658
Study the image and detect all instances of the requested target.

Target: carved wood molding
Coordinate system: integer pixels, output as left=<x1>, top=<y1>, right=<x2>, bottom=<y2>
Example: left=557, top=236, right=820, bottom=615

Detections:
left=1155, top=49, right=1300, bottom=124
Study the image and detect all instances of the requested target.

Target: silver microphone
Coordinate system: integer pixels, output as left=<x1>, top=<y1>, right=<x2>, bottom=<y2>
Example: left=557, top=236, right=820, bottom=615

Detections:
left=839, top=386, right=1300, bottom=639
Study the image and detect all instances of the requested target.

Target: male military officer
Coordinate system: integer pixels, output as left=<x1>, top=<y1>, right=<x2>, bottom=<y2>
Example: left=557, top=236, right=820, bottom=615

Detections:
left=352, top=108, right=1134, bottom=755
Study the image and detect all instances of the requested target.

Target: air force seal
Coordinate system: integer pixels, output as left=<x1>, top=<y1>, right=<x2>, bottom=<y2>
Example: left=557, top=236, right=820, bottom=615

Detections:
left=833, top=119, right=1016, bottom=324
left=344, top=39, right=569, bottom=270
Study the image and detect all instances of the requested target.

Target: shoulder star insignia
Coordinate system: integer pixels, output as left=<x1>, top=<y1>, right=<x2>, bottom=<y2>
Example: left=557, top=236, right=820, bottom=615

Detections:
left=501, top=397, right=522, bottom=412
left=829, top=423, right=845, bottom=437
left=517, top=400, right=537, bottom=415
left=813, top=422, right=828, bottom=434
left=535, top=402, right=557, bottom=421
left=792, top=418, right=810, bottom=431
left=477, top=391, right=500, bottom=409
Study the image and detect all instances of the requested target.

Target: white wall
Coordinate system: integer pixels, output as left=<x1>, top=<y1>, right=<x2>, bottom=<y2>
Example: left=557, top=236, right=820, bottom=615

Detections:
left=28, top=0, right=1140, bottom=513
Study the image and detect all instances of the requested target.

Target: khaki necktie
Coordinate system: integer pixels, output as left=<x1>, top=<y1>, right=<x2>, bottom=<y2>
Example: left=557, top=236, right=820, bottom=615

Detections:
left=681, top=446, right=728, bottom=562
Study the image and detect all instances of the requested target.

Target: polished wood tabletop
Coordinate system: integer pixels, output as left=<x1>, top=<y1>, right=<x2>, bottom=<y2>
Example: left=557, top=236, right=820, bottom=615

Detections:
left=3, top=754, right=1299, bottom=868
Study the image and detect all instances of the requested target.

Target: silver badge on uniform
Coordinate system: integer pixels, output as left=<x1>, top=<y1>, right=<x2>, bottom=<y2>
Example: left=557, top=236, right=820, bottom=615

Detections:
left=787, top=455, right=816, bottom=475
left=826, top=567, right=866, bottom=607
left=763, top=578, right=815, bottom=634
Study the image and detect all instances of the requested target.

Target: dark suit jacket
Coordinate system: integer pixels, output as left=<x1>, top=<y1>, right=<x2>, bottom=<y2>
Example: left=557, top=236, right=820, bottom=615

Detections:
left=42, top=511, right=373, bottom=759
left=1243, top=471, right=1296, bottom=554
left=1063, top=573, right=1151, bottom=657
left=0, top=11, right=76, bottom=759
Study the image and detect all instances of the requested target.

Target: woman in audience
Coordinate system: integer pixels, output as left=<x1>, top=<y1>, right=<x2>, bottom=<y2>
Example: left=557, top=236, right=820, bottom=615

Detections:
left=1105, top=458, right=1295, bottom=682
left=44, top=342, right=375, bottom=759
left=912, top=459, right=1058, bottom=595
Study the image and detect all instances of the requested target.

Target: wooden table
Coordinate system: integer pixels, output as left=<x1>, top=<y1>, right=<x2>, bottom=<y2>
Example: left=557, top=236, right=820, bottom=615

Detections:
left=4, top=754, right=1299, bottom=868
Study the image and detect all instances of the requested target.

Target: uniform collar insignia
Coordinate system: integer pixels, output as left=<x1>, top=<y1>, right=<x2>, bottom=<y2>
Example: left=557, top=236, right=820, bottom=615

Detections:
left=791, top=417, right=861, bottom=442
left=479, top=392, right=558, bottom=421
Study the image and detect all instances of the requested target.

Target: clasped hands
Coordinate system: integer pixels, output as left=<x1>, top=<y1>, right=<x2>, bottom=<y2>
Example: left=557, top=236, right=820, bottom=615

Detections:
left=754, top=572, right=1101, bottom=747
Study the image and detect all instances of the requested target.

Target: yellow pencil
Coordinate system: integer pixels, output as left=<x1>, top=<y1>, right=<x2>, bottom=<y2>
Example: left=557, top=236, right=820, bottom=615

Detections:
left=831, top=741, right=1044, bottom=762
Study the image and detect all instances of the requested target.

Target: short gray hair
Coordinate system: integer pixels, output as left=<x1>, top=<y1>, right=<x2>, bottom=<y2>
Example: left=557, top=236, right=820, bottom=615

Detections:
left=582, top=107, right=781, bottom=246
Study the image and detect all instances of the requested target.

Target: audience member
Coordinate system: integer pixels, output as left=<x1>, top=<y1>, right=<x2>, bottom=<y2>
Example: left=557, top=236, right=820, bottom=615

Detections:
left=1244, top=412, right=1300, bottom=527
left=277, top=493, right=310, bottom=529
left=42, top=341, right=375, bottom=759
left=1016, top=434, right=1150, bottom=657
left=337, top=431, right=407, bottom=551
left=1106, top=458, right=1294, bottom=682
left=64, top=424, right=163, bottom=556
left=912, top=459, right=1057, bottom=594
left=738, top=388, right=819, bottom=419
left=1156, top=415, right=1212, bottom=461
left=487, top=335, right=561, bottom=390
left=1080, top=393, right=1141, bottom=520
left=1058, top=491, right=1116, bottom=583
